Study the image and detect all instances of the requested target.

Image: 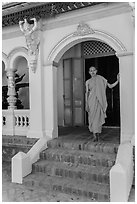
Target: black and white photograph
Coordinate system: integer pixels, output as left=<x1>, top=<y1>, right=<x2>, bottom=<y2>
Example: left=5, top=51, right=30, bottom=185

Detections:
left=2, top=1, right=135, bottom=202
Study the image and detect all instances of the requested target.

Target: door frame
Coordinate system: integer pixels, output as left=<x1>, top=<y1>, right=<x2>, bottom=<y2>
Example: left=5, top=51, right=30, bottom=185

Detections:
left=83, top=53, right=120, bottom=127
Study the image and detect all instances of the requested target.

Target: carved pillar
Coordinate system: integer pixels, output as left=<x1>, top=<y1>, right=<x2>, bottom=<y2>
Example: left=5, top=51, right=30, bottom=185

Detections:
left=7, top=70, right=17, bottom=110
left=6, top=69, right=17, bottom=136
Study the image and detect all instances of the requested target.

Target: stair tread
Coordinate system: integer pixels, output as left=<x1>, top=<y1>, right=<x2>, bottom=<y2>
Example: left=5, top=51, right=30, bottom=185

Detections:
left=24, top=172, right=109, bottom=194
left=41, top=148, right=116, bottom=160
left=47, top=138, right=119, bottom=153
left=33, top=159, right=111, bottom=174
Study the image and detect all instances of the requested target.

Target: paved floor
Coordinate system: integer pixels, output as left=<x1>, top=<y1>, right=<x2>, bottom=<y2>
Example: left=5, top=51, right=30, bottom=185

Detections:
left=58, top=126, right=120, bottom=143
left=2, top=127, right=135, bottom=202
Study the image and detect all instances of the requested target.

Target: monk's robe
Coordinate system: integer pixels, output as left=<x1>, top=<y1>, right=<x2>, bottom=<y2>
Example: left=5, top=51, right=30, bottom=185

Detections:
left=86, top=75, right=108, bottom=133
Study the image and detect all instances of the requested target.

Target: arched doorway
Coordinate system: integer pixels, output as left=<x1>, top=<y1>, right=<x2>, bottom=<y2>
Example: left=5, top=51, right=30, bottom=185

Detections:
left=59, top=40, right=120, bottom=128
left=46, top=26, right=133, bottom=142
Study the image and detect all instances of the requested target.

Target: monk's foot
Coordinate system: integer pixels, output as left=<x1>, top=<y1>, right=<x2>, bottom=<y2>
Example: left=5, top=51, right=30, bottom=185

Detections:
left=97, top=133, right=103, bottom=142
left=93, top=133, right=98, bottom=142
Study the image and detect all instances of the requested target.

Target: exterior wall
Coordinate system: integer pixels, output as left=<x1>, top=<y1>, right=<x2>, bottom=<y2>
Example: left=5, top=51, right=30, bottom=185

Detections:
left=2, top=36, right=26, bottom=56
left=41, top=6, right=133, bottom=64
left=2, top=3, right=133, bottom=60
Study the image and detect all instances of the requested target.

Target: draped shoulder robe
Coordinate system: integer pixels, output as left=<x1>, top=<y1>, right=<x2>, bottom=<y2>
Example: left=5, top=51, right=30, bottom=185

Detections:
left=86, top=75, right=108, bottom=133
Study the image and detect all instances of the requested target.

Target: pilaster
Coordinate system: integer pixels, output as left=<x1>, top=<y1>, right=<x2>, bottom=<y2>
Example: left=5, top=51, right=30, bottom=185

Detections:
left=43, top=63, right=58, bottom=139
left=27, top=50, right=45, bottom=138
left=116, top=51, right=134, bottom=143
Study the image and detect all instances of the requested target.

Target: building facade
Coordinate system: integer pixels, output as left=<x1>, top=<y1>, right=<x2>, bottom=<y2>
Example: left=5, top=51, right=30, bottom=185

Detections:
left=2, top=2, right=135, bottom=142
left=2, top=2, right=135, bottom=201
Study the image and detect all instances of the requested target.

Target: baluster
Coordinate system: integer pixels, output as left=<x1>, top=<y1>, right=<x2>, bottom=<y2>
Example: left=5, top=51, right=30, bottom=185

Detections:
left=16, top=116, right=19, bottom=127
left=24, top=116, right=27, bottom=127
left=15, top=116, right=17, bottom=126
left=22, top=116, right=25, bottom=126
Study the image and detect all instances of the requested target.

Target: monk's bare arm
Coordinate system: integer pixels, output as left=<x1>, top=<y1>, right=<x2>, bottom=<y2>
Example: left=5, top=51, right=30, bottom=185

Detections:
left=107, top=73, right=119, bottom=89
left=85, top=81, right=89, bottom=102
left=85, top=81, right=89, bottom=112
left=107, top=81, right=118, bottom=89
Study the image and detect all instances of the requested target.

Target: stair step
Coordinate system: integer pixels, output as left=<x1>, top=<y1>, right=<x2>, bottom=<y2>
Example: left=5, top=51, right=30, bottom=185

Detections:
left=23, top=173, right=110, bottom=201
left=47, top=138, right=119, bottom=154
left=32, top=160, right=110, bottom=184
left=40, top=148, right=116, bottom=167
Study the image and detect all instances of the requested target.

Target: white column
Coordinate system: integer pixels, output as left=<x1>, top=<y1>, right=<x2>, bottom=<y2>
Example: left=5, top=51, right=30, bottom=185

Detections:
left=43, top=63, right=58, bottom=139
left=118, top=52, right=134, bottom=143
left=27, top=51, right=45, bottom=138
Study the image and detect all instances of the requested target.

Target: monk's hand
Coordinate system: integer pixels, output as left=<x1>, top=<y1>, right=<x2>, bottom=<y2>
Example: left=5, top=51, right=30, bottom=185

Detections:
left=117, top=73, right=120, bottom=82
left=86, top=102, right=89, bottom=112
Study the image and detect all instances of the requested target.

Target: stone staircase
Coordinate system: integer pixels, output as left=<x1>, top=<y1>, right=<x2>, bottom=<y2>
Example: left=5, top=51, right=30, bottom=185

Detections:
left=23, top=137, right=119, bottom=202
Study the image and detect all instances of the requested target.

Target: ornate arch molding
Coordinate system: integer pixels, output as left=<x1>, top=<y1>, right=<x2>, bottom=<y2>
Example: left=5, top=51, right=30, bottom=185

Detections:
left=8, top=47, right=29, bottom=71
left=2, top=52, right=8, bottom=71
left=47, top=23, right=127, bottom=64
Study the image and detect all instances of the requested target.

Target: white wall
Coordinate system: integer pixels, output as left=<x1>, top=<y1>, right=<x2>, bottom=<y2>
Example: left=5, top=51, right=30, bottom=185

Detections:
left=2, top=36, right=26, bottom=56
left=41, top=10, right=133, bottom=64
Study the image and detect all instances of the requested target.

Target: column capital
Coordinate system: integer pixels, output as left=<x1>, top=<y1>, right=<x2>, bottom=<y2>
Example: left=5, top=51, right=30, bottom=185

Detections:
left=6, top=69, right=15, bottom=77
left=44, top=61, right=59, bottom=68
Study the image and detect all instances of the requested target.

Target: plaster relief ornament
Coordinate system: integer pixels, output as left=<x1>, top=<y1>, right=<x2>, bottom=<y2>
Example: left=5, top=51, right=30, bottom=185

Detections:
left=128, top=2, right=135, bottom=26
left=73, top=22, right=95, bottom=36
left=19, top=18, right=40, bottom=73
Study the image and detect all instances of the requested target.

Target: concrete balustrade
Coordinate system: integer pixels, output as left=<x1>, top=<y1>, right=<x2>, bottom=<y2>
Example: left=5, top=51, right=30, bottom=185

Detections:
left=12, top=137, right=49, bottom=184
left=2, top=109, right=30, bottom=136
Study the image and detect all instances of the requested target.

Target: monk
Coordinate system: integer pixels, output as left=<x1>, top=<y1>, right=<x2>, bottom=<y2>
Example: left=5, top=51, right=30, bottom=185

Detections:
left=85, top=66, right=119, bottom=142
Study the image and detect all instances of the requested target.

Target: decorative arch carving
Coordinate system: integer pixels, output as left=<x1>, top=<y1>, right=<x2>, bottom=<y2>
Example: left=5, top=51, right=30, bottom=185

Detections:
left=8, top=47, right=29, bottom=71
left=2, top=52, right=8, bottom=71
left=47, top=23, right=127, bottom=64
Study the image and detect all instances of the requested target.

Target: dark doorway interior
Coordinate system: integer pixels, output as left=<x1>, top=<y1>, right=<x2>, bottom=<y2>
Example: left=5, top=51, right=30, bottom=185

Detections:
left=85, top=55, right=120, bottom=127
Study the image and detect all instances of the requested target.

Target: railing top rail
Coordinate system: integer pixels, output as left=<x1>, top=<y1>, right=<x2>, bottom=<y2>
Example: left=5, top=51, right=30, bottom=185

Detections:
left=2, top=109, right=30, bottom=115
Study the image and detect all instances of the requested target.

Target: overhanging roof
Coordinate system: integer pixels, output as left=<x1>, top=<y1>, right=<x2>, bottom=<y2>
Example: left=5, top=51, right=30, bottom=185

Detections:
left=2, top=2, right=104, bottom=27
